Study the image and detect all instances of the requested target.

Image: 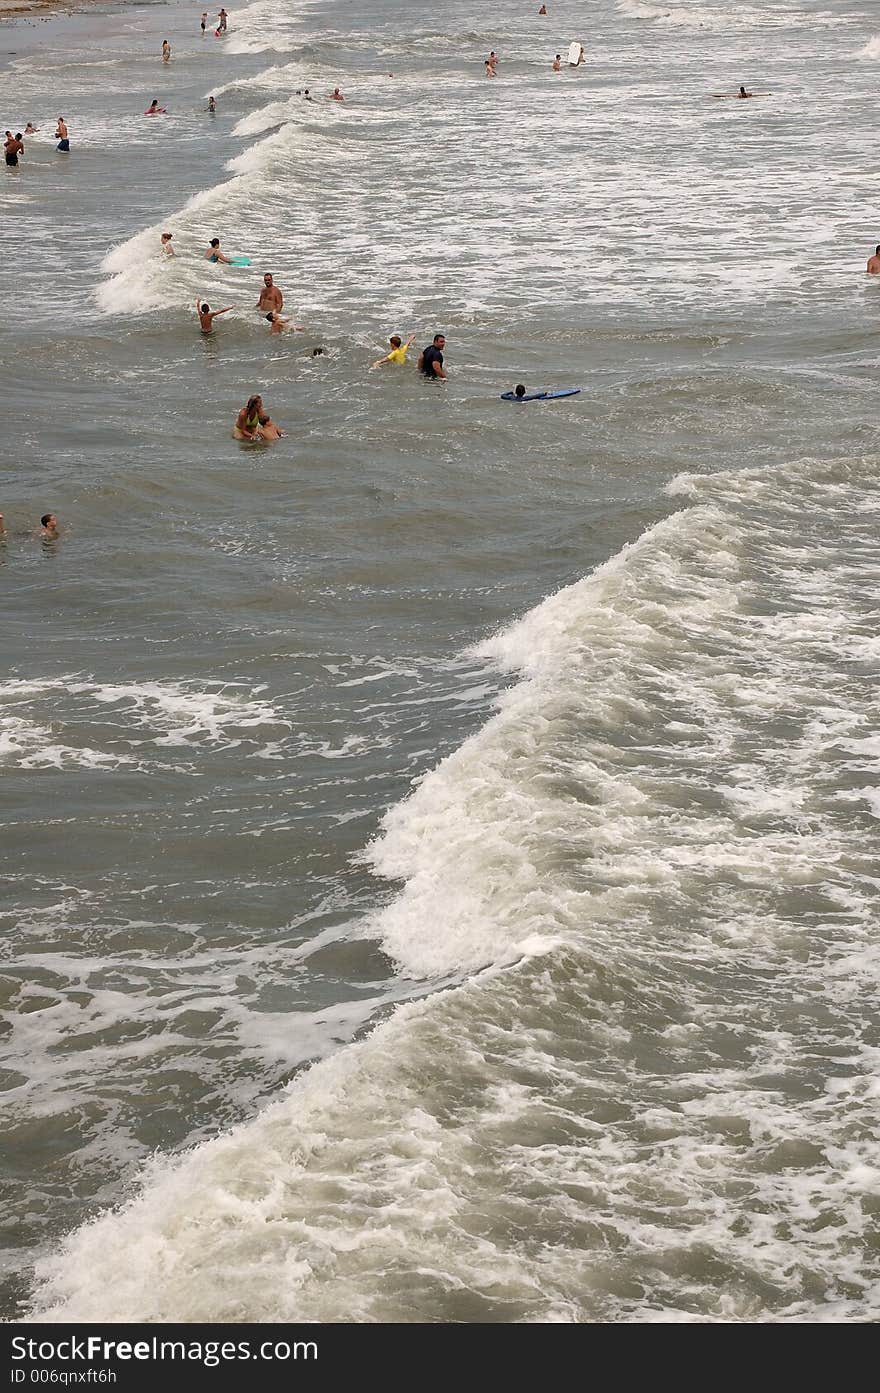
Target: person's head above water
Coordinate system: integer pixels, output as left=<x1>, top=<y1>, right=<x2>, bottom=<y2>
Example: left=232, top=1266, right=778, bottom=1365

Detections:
left=41, top=513, right=57, bottom=529
left=389, top=336, right=402, bottom=347
left=209, top=237, right=220, bottom=247
left=432, top=333, right=446, bottom=346
left=161, top=232, right=172, bottom=243
left=514, top=384, right=526, bottom=398
left=246, top=395, right=263, bottom=414
left=739, top=86, right=748, bottom=95
left=265, top=313, right=276, bottom=322
left=312, top=346, right=324, bottom=356
left=263, top=273, right=273, bottom=285
left=201, top=303, right=210, bottom=313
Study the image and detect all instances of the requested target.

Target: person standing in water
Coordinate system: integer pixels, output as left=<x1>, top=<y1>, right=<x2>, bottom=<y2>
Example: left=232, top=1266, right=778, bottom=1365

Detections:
left=160, top=232, right=175, bottom=256
left=4, top=131, right=24, bottom=167
left=552, top=54, right=562, bottom=71
left=204, top=237, right=231, bottom=263
left=196, top=300, right=233, bottom=333
left=207, top=96, right=216, bottom=113
left=417, top=333, right=447, bottom=380
left=866, top=245, right=880, bottom=274
left=200, top=10, right=208, bottom=33
left=162, top=39, right=171, bottom=62
left=55, top=116, right=69, bottom=151
left=371, top=333, right=415, bottom=368
left=256, top=273, right=283, bottom=313
left=217, top=8, right=228, bottom=32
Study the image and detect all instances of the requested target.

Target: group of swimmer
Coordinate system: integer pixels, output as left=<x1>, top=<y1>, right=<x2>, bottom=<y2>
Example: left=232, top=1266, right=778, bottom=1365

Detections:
left=232, top=334, right=448, bottom=443
left=4, top=118, right=68, bottom=165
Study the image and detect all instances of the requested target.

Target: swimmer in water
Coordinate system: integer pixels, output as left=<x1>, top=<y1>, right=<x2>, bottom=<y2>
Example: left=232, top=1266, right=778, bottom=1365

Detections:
left=552, top=54, right=561, bottom=71
left=867, top=244, right=880, bottom=274
left=160, top=232, right=175, bottom=257
left=330, top=87, right=344, bottom=100
left=24, top=121, right=38, bottom=134
left=146, top=99, right=165, bottom=115
left=265, top=312, right=304, bottom=333
left=257, top=411, right=284, bottom=439
left=233, top=394, right=269, bottom=442
left=204, top=237, right=231, bottom=263
left=371, top=333, right=416, bottom=368
left=196, top=299, right=233, bottom=332
left=207, top=96, right=216, bottom=113
left=37, top=512, right=60, bottom=539
left=256, top=272, right=282, bottom=313
left=4, top=131, right=24, bottom=167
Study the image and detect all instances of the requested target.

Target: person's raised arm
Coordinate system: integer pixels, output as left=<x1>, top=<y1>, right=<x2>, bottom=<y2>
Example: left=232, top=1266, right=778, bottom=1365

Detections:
left=216, top=306, right=234, bottom=316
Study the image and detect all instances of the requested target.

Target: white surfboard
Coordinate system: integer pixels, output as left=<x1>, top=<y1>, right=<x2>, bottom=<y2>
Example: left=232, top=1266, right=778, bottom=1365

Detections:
left=567, top=41, right=584, bottom=66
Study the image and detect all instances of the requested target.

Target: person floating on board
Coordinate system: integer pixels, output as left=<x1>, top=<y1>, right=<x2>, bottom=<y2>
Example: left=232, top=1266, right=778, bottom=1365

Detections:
left=737, top=85, right=753, bottom=98
left=371, top=333, right=416, bottom=369
left=145, top=99, right=165, bottom=115
left=552, top=54, right=561, bottom=71
left=867, top=245, right=880, bottom=274
left=197, top=300, right=233, bottom=333
left=204, top=237, right=231, bottom=264
left=160, top=232, right=175, bottom=257
left=55, top=116, right=69, bottom=151
left=513, top=384, right=527, bottom=399
left=418, top=333, right=447, bottom=380
left=256, top=273, right=282, bottom=313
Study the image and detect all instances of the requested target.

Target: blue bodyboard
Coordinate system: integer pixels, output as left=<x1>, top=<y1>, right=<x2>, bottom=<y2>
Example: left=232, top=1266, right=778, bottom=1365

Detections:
left=500, top=388, right=581, bottom=401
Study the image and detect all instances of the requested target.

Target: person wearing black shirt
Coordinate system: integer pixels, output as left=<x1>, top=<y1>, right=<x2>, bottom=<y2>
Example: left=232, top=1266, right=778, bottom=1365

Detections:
left=418, top=333, right=447, bottom=380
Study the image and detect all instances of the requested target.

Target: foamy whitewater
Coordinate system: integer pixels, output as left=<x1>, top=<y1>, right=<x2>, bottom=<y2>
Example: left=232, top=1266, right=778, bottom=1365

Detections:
left=1, top=0, right=878, bottom=1323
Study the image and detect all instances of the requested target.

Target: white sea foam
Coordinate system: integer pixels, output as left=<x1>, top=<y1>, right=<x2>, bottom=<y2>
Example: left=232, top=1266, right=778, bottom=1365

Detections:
left=857, top=34, right=880, bottom=58
left=0, top=677, right=288, bottom=766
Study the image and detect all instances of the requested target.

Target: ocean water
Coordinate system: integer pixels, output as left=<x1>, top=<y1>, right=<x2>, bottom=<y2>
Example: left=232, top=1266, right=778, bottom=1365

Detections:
left=1, top=0, right=879, bottom=1323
